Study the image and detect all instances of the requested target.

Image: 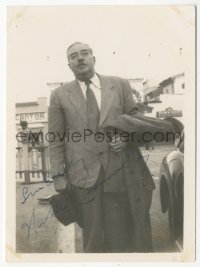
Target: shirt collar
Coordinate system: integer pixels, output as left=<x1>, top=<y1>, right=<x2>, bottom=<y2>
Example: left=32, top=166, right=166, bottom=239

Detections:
left=90, top=73, right=101, bottom=89
left=77, top=73, right=101, bottom=89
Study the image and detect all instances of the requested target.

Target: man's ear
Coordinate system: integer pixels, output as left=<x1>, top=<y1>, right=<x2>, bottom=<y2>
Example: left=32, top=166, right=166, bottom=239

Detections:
left=68, top=63, right=71, bottom=70
left=93, top=56, right=96, bottom=64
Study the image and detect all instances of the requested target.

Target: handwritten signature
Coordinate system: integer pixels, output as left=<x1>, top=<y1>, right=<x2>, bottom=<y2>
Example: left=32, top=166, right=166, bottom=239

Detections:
left=21, top=148, right=150, bottom=206
left=53, top=155, right=91, bottom=191
left=79, top=150, right=150, bottom=204
left=21, top=205, right=54, bottom=238
left=20, top=148, right=150, bottom=237
left=21, top=178, right=52, bottom=204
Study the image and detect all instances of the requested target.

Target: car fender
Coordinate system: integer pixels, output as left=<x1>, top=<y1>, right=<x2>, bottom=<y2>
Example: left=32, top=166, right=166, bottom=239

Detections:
left=159, top=150, right=183, bottom=213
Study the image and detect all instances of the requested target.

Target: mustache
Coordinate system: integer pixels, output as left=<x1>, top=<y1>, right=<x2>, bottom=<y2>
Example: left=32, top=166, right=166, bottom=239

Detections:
left=77, top=61, right=87, bottom=67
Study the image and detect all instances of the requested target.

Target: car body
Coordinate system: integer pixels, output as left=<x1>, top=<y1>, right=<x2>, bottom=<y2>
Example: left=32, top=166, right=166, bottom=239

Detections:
left=159, top=130, right=184, bottom=249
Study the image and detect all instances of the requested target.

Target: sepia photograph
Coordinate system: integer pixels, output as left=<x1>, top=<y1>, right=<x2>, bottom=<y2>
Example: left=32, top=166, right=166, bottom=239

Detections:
left=5, top=4, right=196, bottom=262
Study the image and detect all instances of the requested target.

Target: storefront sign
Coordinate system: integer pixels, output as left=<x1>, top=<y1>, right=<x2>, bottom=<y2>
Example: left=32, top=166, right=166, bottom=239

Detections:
left=156, top=107, right=182, bottom=118
left=16, top=112, right=47, bottom=122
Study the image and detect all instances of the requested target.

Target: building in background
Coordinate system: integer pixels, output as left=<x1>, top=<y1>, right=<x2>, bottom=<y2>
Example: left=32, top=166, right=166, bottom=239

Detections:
left=47, top=82, right=65, bottom=92
left=160, top=72, right=185, bottom=95
left=142, top=73, right=184, bottom=123
left=16, top=97, right=50, bottom=183
left=143, top=79, right=162, bottom=103
left=128, top=78, right=155, bottom=114
left=16, top=97, right=49, bottom=139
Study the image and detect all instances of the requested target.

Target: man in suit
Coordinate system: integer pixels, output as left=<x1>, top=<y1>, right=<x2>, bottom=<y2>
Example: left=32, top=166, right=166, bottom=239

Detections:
left=49, top=42, right=155, bottom=252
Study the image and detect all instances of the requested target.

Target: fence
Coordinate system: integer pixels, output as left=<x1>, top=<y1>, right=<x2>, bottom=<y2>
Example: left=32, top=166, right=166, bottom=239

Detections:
left=16, top=145, right=52, bottom=184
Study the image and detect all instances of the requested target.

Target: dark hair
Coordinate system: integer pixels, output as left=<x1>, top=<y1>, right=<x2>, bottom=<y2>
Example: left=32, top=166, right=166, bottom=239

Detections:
left=66, top=42, right=93, bottom=59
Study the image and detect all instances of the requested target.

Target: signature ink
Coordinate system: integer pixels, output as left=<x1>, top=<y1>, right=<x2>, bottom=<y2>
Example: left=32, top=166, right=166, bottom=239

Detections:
left=79, top=149, right=150, bottom=204
left=21, top=177, right=53, bottom=204
left=21, top=205, right=54, bottom=238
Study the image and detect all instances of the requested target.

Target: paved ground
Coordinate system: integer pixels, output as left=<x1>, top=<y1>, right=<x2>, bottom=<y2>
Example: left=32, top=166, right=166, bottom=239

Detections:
left=16, top=144, right=177, bottom=253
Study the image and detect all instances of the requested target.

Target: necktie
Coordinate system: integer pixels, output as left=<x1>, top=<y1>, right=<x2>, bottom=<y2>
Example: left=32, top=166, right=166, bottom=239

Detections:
left=85, top=80, right=100, bottom=133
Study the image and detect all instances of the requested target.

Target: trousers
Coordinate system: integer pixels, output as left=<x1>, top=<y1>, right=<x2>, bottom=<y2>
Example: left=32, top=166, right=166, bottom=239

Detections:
left=70, top=167, right=136, bottom=253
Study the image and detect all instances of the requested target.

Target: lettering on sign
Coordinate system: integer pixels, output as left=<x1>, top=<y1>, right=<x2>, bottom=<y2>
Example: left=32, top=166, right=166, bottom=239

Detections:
left=156, top=107, right=182, bottom=118
left=16, top=112, right=47, bottom=122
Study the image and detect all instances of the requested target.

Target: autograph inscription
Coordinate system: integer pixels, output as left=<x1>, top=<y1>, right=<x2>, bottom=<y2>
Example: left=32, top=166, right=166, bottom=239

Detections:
left=21, top=178, right=52, bottom=204
left=21, top=205, right=54, bottom=238
left=79, top=151, right=150, bottom=204
left=21, top=149, right=150, bottom=238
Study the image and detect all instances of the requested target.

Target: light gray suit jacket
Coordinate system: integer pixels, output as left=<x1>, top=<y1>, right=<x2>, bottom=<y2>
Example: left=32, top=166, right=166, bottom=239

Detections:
left=48, top=74, right=155, bottom=191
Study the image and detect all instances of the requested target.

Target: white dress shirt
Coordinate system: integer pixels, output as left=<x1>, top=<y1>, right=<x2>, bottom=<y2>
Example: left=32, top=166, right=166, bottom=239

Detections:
left=77, top=73, right=101, bottom=109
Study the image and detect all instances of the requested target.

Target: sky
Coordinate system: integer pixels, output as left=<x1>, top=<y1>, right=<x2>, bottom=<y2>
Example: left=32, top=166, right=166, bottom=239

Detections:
left=7, top=5, right=195, bottom=102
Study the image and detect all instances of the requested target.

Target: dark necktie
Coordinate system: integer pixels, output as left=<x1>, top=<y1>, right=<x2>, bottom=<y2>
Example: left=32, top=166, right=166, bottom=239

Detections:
left=85, top=80, right=100, bottom=133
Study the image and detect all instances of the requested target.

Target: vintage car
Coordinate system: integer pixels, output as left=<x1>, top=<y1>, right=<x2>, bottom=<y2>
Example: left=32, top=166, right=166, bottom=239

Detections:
left=159, top=121, right=184, bottom=250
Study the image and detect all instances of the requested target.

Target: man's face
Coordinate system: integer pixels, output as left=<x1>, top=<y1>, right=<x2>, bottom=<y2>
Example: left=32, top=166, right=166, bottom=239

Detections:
left=67, top=43, right=95, bottom=81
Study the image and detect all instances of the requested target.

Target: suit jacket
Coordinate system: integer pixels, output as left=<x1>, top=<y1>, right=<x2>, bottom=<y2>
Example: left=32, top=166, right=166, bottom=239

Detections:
left=49, top=74, right=159, bottom=251
left=49, top=74, right=155, bottom=189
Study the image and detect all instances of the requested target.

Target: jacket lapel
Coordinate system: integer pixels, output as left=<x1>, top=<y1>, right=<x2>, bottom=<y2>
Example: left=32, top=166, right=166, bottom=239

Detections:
left=67, top=76, right=115, bottom=127
left=98, top=75, right=115, bottom=127
left=67, top=80, right=88, bottom=125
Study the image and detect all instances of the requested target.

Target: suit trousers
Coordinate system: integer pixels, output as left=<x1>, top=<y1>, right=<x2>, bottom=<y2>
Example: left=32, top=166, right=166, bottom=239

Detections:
left=70, top=167, right=136, bottom=253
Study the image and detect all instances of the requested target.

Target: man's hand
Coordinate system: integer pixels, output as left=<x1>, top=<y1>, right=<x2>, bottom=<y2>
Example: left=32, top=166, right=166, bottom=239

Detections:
left=53, top=175, right=70, bottom=193
left=109, top=135, right=128, bottom=152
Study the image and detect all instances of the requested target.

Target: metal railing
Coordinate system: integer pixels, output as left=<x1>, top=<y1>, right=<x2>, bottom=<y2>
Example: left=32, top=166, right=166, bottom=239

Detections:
left=16, top=145, right=52, bottom=184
